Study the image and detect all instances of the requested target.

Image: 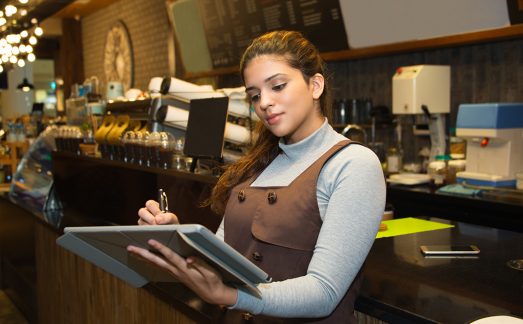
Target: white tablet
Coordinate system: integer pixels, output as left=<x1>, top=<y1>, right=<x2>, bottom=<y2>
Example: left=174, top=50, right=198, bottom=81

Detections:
left=57, top=224, right=271, bottom=291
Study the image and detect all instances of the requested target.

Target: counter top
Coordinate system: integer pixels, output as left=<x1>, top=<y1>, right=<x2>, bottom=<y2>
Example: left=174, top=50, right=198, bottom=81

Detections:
left=387, top=184, right=523, bottom=232
left=358, top=217, right=523, bottom=323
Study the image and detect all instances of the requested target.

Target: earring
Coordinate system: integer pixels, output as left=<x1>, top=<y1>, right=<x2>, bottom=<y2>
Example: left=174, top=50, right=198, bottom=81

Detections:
left=250, top=104, right=255, bottom=113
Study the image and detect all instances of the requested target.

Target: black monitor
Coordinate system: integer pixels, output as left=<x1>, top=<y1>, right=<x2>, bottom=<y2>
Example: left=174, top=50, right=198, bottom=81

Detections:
left=183, top=96, right=229, bottom=166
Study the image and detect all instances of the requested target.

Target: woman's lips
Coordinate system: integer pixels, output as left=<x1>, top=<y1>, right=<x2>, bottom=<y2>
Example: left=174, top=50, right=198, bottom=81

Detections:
left=266, top=113, right=282, bottom=125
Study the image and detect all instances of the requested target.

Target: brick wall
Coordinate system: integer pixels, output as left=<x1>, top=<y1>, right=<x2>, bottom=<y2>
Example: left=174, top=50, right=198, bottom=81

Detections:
left=82, top=0, right=172, bottom=93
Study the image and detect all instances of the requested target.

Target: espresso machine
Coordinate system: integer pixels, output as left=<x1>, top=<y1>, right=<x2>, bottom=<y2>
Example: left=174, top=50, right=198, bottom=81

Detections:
left=392, top=65, right=451, bottom=162
left=456, top=103, right=523, bottom=187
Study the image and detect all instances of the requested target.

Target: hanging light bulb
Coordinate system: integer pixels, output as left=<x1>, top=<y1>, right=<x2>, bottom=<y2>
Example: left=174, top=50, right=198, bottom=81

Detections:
left=1, top=55, right=8, bottom=63
left=12, top=46, right=19, bottom=55
left=5, top=5, right=17, bottom=17
left=25, top=44, right=33, bottom=53
left=17, top=59, right=24, bottom=67
left=20, top=9, right=27, bottom=16
left=20, top=30, right=28, bottom=38
left=19, top=0, right=29, bottom=4
left=19, top=44, right=25, bottom=52
left=0, top=18, right=5, bottom=26
left=28, top=36, right=37, bottom=45
left=27, top=52, right=35, bottom=62
left=9, top=55, right=17, bottom=63
left=0, top=65, right=3, bottom=73
left=34, top=26, right=43, bottom=37
left=30, top=18, right=37, bottom=24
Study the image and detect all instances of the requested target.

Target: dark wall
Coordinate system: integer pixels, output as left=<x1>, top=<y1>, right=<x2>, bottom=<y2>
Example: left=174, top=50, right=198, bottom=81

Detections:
left=328, top=38, right=523, bottom=128
left=210, top=37, right=523, bottom=164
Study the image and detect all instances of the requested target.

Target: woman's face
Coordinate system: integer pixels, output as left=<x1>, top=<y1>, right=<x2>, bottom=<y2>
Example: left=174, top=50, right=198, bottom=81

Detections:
left=243, top=54, right=325, bottom=144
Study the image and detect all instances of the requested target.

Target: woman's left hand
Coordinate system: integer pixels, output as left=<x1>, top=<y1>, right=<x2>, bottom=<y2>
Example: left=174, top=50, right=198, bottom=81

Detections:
left=127, top=239, right=238, bottom=306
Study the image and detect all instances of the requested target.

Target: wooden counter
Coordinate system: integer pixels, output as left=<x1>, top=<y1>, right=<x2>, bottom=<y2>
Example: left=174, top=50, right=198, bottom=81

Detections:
left=7, top=152, right=523, bottom=323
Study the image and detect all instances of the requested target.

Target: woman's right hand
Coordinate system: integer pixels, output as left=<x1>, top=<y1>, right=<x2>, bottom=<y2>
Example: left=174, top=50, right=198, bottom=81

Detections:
left=137, top=200, right=179, bottom=225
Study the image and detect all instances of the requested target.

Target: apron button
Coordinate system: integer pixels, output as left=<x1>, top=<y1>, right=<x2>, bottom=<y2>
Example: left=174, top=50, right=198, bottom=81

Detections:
left=238, top=190, right=246, bottom=202
left=267, top=191, right=277, bottom=204
left=252, top=251, right=263, bottom=261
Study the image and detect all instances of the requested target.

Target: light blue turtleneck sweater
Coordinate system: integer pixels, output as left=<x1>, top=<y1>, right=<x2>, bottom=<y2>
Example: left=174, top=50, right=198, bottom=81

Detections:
left=215, top=120, right=386, bottom=318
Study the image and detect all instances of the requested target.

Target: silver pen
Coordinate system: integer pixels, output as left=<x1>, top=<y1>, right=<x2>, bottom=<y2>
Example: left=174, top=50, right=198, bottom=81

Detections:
left=158, top=189, right=169, bottom=213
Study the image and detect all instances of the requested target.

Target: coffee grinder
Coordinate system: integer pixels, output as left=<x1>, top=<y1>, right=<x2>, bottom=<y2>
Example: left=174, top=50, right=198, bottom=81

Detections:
left=392, top=65, right=451, bottom=166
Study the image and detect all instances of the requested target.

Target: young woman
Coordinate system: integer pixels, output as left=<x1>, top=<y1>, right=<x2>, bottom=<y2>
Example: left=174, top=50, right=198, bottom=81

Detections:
left=130, top=30, right=385, bottom=322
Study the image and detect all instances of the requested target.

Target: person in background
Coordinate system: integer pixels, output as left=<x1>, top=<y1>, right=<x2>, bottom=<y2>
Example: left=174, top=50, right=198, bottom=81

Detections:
left=129, top=30, right=385, bottom=323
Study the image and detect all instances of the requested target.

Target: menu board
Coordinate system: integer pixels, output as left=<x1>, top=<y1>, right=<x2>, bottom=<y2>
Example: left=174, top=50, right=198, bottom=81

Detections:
left=197, top=0, right=348, bottom=68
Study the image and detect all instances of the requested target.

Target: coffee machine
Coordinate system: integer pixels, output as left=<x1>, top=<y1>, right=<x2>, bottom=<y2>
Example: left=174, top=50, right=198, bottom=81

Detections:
left=456, top=103, right=523, bottom=187
left=392, top=65, right=451, bottom=162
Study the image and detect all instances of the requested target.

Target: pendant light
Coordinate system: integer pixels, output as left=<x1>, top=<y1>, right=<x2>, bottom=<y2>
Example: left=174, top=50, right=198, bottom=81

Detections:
left=17, top=77, right=33, bottom=92
left=17, top=63, right=34, bottom=92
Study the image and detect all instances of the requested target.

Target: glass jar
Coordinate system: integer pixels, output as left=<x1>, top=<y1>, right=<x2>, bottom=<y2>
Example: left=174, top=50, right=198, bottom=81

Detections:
left=428, top=155, right=449, bottom=188
left=447, top=159, right=466, bottom=184
left=146, top=132, right=161, bottom=168
left=158, top=132, right=176, bottom=169
left=386, top=147, right=403, bottom=174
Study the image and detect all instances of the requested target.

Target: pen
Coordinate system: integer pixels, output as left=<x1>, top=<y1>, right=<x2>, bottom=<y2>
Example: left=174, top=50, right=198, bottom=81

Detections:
left=158, top=189, right=169, bottom=213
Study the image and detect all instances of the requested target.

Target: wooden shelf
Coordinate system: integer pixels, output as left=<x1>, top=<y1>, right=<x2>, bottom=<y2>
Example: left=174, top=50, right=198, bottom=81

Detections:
left=183, top=24, right=523, bottom=80
left=1, top=141, right=30, bottom=174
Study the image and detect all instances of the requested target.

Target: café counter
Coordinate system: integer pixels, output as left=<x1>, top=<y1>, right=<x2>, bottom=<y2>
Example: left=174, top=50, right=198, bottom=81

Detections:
left=29, top=153, right=523, bottom=322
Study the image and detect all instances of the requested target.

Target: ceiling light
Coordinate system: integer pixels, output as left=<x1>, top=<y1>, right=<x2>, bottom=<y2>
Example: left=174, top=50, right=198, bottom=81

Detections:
left=27, top=52, right=35, bottom=62
left=17, top=59, right=24, bottom=67
left=34, top=26, right=43, bottom=36
left=5, top=5, right=17, bottom=17
left=9, top=55, right=16, bottom=63
left=19, top=0, right=29, bottom=4
left=20, top=30, right=28, bottom=38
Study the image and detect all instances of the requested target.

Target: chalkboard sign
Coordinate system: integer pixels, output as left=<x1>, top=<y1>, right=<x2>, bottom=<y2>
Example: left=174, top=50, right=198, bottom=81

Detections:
left=196, top=0, right=348, bottom=68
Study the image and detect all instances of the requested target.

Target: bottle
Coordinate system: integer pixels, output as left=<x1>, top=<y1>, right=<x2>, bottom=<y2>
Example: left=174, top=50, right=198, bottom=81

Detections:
left=447, top=159, right=466, bottom=184
left=386, top=146, right=403, bottom=174
left=428, top=155, right=449, bottom=188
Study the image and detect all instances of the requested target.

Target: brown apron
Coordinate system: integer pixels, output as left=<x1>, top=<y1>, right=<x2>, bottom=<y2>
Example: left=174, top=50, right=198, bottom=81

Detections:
left=221, top=140, right=364, bottom=323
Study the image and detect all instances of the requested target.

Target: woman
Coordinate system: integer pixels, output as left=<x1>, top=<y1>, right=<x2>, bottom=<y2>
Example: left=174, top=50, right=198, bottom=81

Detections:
left=129, top=30, right=385, bottom=322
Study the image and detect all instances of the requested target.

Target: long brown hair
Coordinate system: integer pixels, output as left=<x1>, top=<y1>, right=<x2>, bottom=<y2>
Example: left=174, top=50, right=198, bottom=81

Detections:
left=209, top=30, right=332, bottom=215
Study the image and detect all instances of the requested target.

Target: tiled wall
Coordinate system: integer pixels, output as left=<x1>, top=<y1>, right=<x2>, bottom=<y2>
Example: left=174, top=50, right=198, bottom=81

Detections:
left=82, top=0, right=172, bottom=92
left=328, top=38, right=523, bottom=128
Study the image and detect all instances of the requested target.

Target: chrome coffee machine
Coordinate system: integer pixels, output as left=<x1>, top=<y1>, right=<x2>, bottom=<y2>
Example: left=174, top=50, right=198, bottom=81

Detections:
left=392, top=65, right=451, bottom=161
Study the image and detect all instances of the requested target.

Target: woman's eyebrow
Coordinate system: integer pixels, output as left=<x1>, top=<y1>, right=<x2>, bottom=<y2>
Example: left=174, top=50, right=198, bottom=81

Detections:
left=246, top=73, right=287, bottom=92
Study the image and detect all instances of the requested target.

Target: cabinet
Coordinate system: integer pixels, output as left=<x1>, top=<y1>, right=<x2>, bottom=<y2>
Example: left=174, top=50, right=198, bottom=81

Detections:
left=0, top=141, right=29, bottom=191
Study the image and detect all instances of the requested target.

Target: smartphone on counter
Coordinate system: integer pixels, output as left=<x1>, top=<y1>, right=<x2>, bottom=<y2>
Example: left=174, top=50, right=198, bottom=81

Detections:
left=420, top=244, right=480, bottom=256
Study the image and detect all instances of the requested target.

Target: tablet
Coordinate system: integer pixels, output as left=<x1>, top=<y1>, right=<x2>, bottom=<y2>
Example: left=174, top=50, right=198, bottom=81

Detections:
left=57, top=224, right=271, bottom=291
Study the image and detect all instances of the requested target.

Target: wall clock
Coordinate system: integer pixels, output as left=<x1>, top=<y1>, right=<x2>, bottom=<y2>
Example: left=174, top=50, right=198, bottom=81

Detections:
left=104, top=20, right=134, bottom=91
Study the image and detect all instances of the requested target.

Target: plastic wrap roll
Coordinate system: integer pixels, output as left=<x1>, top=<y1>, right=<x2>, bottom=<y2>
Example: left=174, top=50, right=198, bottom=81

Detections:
left=164, top=106, right=251, bottom=145
left=225, top=122, right=251, bottom=145
left=228, top=99, right=259, bottom=121
left=164, top=105, right=189, bottom=129
left=148, top=77, right=163, bottom=92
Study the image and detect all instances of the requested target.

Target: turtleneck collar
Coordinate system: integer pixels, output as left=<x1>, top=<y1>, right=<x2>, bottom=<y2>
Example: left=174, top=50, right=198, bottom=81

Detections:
left=278, top=119, right=334, bottom=161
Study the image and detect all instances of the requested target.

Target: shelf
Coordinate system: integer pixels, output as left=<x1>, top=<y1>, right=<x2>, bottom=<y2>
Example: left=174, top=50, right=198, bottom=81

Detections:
left=183, top=24, right=523, bottom=79
left=321, top=23, right=523, bottom=62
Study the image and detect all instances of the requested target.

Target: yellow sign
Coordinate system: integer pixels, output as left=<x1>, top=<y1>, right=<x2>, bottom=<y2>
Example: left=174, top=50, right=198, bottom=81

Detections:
left=376, top=217, right=454, bottom=239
